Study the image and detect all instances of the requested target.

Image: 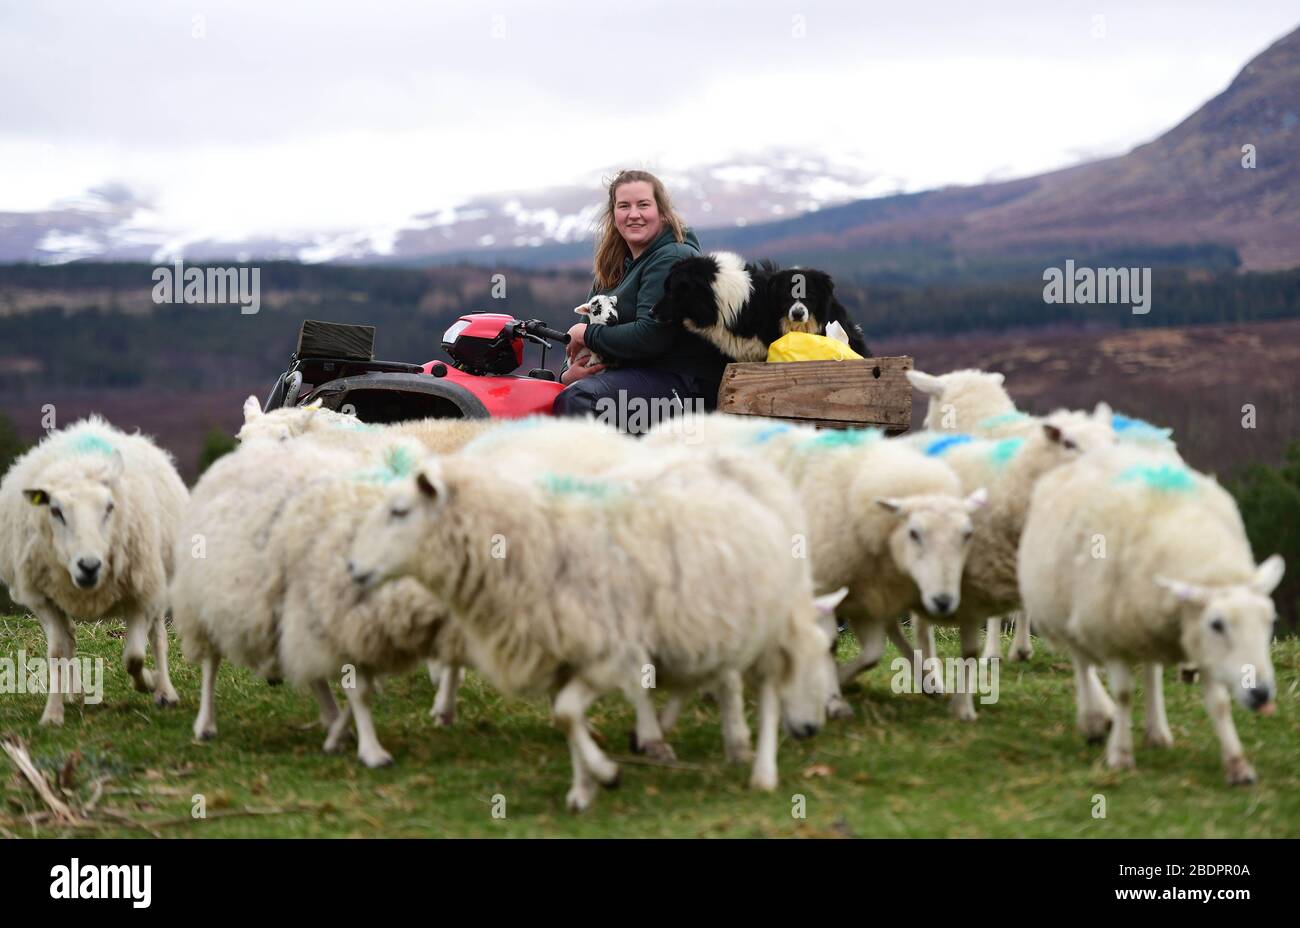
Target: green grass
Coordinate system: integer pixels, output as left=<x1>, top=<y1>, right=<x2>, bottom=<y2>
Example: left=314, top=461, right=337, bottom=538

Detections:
left=1, top=613, right=1297, bottom=838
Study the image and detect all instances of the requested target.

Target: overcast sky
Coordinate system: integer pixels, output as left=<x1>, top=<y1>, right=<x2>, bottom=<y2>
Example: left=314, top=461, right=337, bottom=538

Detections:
left=1, top=0, right=1296, bottom=242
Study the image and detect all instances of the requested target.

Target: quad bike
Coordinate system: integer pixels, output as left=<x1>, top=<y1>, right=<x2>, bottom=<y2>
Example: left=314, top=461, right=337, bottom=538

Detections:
left=263, top=314, right=572, bottom=419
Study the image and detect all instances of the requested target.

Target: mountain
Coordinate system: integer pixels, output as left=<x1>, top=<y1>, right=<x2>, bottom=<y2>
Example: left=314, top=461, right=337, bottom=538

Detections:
left=0, top=151, right=891, bottom=266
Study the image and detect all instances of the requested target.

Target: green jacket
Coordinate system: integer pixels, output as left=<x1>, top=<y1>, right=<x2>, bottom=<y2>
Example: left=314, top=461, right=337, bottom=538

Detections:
left=582, top=227, right=731, bottom=390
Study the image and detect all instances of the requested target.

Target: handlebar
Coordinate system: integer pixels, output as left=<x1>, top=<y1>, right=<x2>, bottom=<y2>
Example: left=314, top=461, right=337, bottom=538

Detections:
left=517, top=319, right=571, bottom=345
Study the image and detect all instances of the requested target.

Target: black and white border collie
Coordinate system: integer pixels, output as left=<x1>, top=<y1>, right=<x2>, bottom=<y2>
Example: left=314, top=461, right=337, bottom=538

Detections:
left=652, top=251, right=870, bottom=361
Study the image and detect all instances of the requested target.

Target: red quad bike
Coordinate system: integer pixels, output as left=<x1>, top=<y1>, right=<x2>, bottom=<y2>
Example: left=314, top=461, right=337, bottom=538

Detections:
left=262, top=314, right=572, bottom=419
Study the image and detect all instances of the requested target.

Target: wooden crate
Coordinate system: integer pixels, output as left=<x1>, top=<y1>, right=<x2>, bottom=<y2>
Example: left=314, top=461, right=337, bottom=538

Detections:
left=716, top=356, right=914, bottom=432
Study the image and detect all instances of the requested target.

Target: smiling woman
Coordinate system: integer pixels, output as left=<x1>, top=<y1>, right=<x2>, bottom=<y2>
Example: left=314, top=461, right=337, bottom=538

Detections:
left=553, top=170, right=731, bottom=430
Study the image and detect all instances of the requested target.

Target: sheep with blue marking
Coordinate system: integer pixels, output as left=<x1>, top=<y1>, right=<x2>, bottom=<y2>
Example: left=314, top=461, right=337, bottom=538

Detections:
left=647, top=414, right=985, bottom=714
left=346, top=444, right=838, bottom=811
left=171, top=434, right=466, bottom=764
left=0, top=417, right=188, bottom=724
left=898, top=405, right=1117, bottom=719
left=1019, top=444, right=1283, bottom=784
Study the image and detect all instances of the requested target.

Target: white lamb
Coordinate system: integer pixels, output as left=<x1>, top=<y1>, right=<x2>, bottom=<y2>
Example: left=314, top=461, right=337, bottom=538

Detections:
left=1019, top=444, right=1283, bottom=784
left=646, top=414, right=985, bottom=714
left=0, top=417, right=188, bottom=724
left=347, top=446, right=837, bottom=811
left=573, top=294, right=618, bottom=369
left=899, top=404, right=1118, bottom=719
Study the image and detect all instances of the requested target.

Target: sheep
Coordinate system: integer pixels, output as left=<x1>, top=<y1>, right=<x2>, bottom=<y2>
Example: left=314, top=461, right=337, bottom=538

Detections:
left=172, top=432, right=467, bottom=764
left=0, top=416, right=188, bottom=724
left=346, top=445, right=837, bottom=811
left=646, top=413, right=985, bottom=714
left=908, top=367, right=1181, bottom=661
left=269, top=444, right=468, bottom=766
left=898, top=404, right=1118, bottom=719
left=573, top=294, right=618, bottom=368
left=236, top=395, right=496, bottom=453
left=1018, top=443, right=1283, bottom=784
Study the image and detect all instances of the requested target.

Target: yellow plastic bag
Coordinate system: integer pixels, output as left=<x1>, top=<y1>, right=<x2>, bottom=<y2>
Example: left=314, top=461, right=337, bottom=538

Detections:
left=766, top=332, right=864, bottom=363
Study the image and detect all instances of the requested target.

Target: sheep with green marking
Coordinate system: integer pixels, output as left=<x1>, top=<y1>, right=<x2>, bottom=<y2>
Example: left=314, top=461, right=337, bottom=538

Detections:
left=0, top=416, right=188, bottom=724
left=1019, top=444, right=1284, bottom=784
left=897, top=405, right=1117, bottom=719
left=236, top=394, right=496, bottom=453
left=646, top=413, right=985, bottom=717
left=171, top=434, right=466, bottom=765
left=346, top=444, right=838, bottom=812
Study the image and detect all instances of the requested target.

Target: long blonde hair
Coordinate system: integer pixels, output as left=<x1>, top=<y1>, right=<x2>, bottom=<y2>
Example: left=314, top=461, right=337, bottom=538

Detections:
left=593, top=170, right=686, bottom=290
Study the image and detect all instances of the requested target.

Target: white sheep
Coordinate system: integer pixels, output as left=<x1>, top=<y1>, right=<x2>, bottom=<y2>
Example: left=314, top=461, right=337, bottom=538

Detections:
left=347, top=445, right=837, bottom=811
left=899, top=404, right=1118, bottom=719
left=646, top=414, right=985, bottom=716
left=237, top=395, right=495, bottom=453
left=172, top=433, right=466, bottom=765
left=1019, top=443, right=1283, bottom=784
left=0, top=416, right=188, bottom=724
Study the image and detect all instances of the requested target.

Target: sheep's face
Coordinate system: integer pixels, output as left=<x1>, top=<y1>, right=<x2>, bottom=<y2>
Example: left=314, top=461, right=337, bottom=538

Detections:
left=24, top=457, right=123, bottom=591
left=907, top=369, right=1008, bottom=432
left=876, top=490, right=985, bottom=617
left=779, top=619, right=832, bottom=739
left=1162, top=556, right=1284, bottom=713
left=578, top=295, right=618, bottom=326
left=348, top=462, right=446, bottom=592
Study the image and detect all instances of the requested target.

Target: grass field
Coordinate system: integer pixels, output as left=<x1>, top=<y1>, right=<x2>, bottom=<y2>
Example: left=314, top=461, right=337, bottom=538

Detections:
left=2, top=614, right=1297, bottom=838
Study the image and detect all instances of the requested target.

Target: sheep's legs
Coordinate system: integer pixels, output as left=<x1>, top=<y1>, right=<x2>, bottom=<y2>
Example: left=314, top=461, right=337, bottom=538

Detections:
left=193, top=653, right=221, bottom=740
left=659, top=694, right=685, bottom=734
left=1144, top=663, right=1173, bottom=747
left=916, top=617, right=944, bottom=695
left=323, top=703, right=353, bottom=754
left=749, top=679, right=781, bottom=792
left=309, top=679, right=340, bottom=729
left=431, top=663, right=461, bottom=728
left=1205, top=681, right=1255, bottom=785
left=122, top=611, right=155, bottom=695
left=981, top=617, right=1002, bottom=661
left=1104, top=662, right=1135, bottom=769
left=818, top=613, right=853, bottom=719
left=624, top=681, right=675, bottom=762
left=148, top=613, right=180, bottom=708
left=1008, top=611, right=1033, bottom=662
left=950, top=622, right=980, bottom=720
left=554, top=677, right=618, bottom=813
left=718, top=671, right=753, bottom=764
left=343, top=673, right=393, bottom=768
left=837, top=617, right=885, bottom=685
left=34, top=604, right=75, bottom=727
left=1071, top=653, right=1114, bottom=742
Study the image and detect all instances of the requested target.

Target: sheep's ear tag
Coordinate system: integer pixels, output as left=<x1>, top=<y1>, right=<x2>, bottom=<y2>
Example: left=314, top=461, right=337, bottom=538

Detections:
left=24, top=489, right=49, bottom=506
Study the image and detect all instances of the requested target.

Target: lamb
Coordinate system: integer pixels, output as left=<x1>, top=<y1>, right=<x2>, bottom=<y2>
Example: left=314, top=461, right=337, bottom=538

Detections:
left=646, top=414, right=985, bottom=713
left=573, top=294, right=618, bottom=369
left=0, top=416, right=188, bottom=724
left=346, top=445, right=837, bottom=811
left=899, top=404, right=1118, bottom=719
left=171, top=433, right=467, bottom=763
left=1018, top=443, right=1283, bottom=784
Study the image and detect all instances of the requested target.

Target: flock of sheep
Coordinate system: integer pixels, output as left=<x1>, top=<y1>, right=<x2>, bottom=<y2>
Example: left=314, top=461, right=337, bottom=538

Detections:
left=0, top=370, right=1284, bottom=811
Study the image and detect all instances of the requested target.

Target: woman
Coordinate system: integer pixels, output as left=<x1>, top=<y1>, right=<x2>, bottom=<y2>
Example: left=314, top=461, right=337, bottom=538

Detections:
left=554, top=170, right=730, bottom=429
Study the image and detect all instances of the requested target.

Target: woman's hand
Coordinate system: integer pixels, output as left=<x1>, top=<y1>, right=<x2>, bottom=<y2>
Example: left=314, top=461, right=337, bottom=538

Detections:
left=561, top=353, right=606, bottom=384
left=565, top=322, right=588, bottom=360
